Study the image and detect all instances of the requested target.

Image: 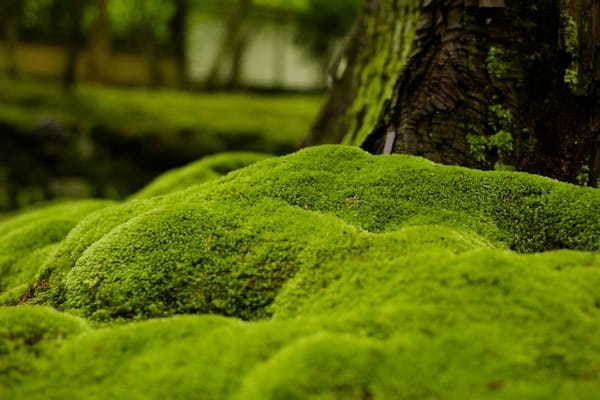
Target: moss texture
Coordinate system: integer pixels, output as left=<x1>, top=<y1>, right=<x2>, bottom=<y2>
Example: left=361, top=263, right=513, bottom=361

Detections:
left=0, top=306, right=88, bottom=393
left=1, top=146, right=600, bottom=399
left=0, top=200, right=115, bottom=304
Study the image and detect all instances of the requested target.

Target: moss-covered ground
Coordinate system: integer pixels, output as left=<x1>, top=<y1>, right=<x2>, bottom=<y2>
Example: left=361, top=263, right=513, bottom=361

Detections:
left=0, top=77, right=322, bottom=149
left=0, top=77, right=321, bottom=211
left=1, top=145, right=599, bottom=399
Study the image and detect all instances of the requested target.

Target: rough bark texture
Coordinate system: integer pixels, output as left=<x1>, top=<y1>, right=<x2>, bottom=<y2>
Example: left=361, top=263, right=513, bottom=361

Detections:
left=305, top=0, right=419, bottom=146
left=310, top=0, right=600, bottom=186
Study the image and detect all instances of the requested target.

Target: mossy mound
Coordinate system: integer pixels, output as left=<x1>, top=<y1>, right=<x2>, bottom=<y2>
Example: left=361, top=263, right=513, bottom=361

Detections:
left=0, top=200, right=115, bottom=305
left=18, top=145, right=600, bottom=322
left=132, top=152, right=271, bottom=199
left=0, top=306, right=88, bottom=391
left=2, top=145, right=600, bottom=398
left=8, top=253, right=600, bottom=400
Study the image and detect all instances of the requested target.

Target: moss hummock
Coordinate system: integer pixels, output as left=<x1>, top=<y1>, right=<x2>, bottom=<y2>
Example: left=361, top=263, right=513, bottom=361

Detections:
left=0, top=200, right=115, bottom=305
left=1, top=145, right=600, bottom=399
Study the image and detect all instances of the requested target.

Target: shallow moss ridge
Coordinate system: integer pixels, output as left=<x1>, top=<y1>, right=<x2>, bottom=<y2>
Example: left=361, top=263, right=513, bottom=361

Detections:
left=2, top=145, right=600, bottom=399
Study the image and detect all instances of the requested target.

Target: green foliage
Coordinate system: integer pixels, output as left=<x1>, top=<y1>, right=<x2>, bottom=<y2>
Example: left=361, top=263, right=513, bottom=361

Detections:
left=2, top=146, right=600, bottom=398
left=132, top=152, right=272, bottom=199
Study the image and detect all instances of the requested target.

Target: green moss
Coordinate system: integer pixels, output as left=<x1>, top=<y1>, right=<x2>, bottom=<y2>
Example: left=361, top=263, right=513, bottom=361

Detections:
left=486, top=46, right=510, bottom=79
left=9, top=248, right=600, bottom=400
left=2, top=146, right=600, bottom=398
left=16, top=145, right=600, bottom=322
left=132, top=152, right=271, bottom=199
left=0, top=306, right=88, bottom=390
left=341, top=1, right=419, bottom=146
left=0, top=77, right=322, bottom=151
left=0, top=200, right=115, bottom=304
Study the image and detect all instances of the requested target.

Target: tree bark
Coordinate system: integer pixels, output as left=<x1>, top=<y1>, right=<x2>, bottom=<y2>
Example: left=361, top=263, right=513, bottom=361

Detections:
left=309, top=0, right=600, bottom=186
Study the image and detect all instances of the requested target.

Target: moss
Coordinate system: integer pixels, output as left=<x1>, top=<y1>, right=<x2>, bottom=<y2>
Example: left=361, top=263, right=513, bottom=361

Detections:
left=0, top=306, right=88, bottom=390
left=0, top=200, right=115, bottom=304
left=486, top=46, right=510, bottom=79
left=6, top=147, right=594, bottom=321
left=16, top=145, right=600, bottom=321
left=340, top=0, right=419, bottom=146
left=0, top=77, right=322, bottom=150
left=9, top=248, right=600, bottom=400
left=2, top=145, right=600, bottom=398
left=132, top=152, right=271, bottom=199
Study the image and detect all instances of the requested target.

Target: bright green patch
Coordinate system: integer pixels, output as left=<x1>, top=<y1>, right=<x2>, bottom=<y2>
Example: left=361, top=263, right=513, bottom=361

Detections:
left=1, top=146, right=600, bottom=399
left=0, top=306, right=88, bottom=391
left=0, top=200, right=115, bottom=305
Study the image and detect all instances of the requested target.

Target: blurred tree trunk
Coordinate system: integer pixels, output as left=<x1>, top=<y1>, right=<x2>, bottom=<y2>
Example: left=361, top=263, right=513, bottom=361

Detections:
left=88, top=0, right=112, bottom=83
left=1, top=1, right=22, bottom=78
left=144, top=39, right=163, bottom=87
left=309, top=0, right=600, bottom=186
left=63, top=0, right=86, bottom=91
left=171, top=0, right=190, bottom=88
left=4, top=19, right=19, bottom=78
left=205, top=0, right=253, bottom=90
left=135, top=0, right=163, bottom=88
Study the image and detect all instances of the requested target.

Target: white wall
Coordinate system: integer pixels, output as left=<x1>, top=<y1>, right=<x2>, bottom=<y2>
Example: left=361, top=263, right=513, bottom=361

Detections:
left=188, top=18, right=325, bottom=90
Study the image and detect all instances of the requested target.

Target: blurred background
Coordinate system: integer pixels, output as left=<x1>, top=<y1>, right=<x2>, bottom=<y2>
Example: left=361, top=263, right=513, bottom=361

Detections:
left=0, top=0, right=360, bottom=212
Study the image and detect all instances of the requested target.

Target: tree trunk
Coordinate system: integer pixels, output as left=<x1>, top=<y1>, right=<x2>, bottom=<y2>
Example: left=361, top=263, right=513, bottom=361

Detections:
left=309, top=0, right=600, bottom=186
left=63, top=0, right=86, bottom=91
left=88, top=0, right=112, bottom=83
left=2, top=1, right=22, bottom=78
left=171, top=0, right=189, bottom=88
left=4, top=19, right=20, bottom=77
left=205, top=0, right=253, bottom=90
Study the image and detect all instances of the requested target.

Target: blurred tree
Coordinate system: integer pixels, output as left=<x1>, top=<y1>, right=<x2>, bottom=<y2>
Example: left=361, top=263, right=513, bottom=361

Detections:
left=88, top=0, right=112, bottom=82
left=171, top=0, right=190, bottom=88
left=294, top=0, right=361, bottom=84
left=308, top=0, right=600, bottom=186
left=63, top=0, right=87, bottom=90
left=0, top=0, right=24, bottom=77
left=205, top=0, right=254, bottom=90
